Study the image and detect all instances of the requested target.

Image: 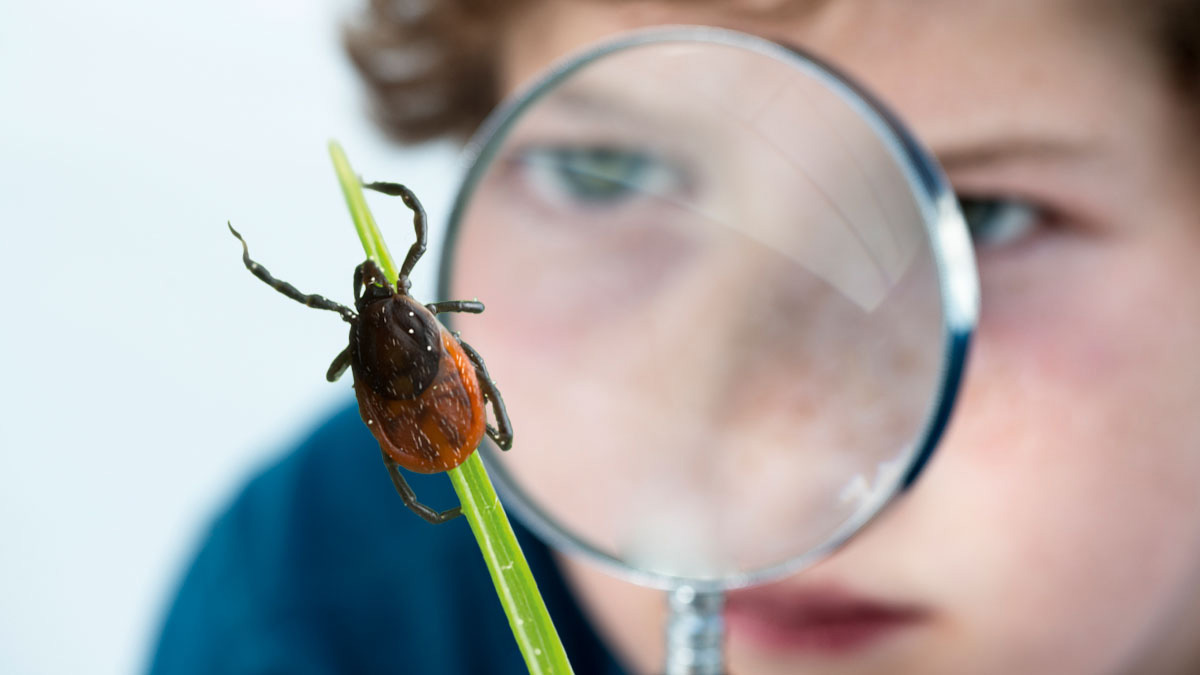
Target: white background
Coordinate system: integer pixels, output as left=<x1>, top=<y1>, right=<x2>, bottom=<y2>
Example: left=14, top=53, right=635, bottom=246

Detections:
left=0, top=1, right=459, bottom=672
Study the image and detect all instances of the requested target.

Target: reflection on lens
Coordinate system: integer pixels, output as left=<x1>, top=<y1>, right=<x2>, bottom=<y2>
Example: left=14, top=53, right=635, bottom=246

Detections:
left=442, top=32, right=971, bottom=587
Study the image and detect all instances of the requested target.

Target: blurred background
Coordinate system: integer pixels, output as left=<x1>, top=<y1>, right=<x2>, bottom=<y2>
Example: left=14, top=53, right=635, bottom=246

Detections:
left=0, top=1, right=458, bottom=672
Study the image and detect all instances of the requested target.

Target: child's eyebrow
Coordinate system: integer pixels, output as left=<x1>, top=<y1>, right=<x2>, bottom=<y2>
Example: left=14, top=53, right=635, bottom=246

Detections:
left=934, top=135, right=1099, bottom=173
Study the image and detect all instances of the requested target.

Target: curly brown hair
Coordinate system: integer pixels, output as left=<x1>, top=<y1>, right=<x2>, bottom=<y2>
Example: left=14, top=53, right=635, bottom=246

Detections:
left=344, top=0, right=1200, bottom=144
left=343, top=0, right=524, bottom=143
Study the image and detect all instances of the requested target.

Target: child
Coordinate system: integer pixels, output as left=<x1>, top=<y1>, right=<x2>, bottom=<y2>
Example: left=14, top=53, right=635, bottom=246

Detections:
left=152, top=1, right=1200, bottom=673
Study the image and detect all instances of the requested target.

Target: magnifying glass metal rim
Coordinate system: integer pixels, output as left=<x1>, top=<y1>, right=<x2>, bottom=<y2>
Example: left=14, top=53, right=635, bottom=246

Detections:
left=438, top=25, right=979, bottom=592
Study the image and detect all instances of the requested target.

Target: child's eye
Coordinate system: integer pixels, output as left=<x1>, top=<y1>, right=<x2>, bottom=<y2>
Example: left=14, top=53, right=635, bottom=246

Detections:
left=958, top=197, right=1039, bottom=249
left=513, top=145, right=688, bottom=211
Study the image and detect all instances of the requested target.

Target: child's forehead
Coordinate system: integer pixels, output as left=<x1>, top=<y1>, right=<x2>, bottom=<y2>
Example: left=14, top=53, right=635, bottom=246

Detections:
left=510, top=1, right=1163, bottom=145
left=511, top=1, right=1156, bottom=79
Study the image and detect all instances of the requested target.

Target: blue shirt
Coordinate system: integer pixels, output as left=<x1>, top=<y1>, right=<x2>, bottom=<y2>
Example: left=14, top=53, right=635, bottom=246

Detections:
left=149, top=404, right=626, bottom=674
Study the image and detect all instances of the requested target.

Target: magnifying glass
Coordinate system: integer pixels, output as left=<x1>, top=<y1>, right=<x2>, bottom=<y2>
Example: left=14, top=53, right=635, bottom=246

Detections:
left=438, top=26, right=978, bottom=674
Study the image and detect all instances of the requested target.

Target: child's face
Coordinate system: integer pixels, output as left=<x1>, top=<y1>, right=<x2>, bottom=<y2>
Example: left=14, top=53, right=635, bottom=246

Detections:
left=465, top=1, right=1200, bottom=672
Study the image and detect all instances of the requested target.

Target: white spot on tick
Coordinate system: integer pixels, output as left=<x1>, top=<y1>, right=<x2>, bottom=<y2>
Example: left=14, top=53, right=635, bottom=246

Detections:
left=408, top=311, right=414, bottom=316
left=367, top=419, right=374, bottom=425
left=408, top=329, right=414, bottom=334
left=426, top=345, right=432, bottom=351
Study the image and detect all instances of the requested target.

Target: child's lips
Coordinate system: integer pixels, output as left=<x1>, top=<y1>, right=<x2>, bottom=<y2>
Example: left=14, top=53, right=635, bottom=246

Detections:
left=724, top=584, right=930, bottom=655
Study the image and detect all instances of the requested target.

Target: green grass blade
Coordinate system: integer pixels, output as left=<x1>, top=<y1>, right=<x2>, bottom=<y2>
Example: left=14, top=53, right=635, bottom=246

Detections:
left=328, top=140, right=573, bottom=675
left=328, top=142, right=397, bottom=280
left=448, top=453, right=574, bottom=674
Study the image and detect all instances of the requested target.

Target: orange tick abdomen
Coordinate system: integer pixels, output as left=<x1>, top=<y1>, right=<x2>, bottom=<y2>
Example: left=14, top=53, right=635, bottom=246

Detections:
left=355, top=328, right=487, bottom=473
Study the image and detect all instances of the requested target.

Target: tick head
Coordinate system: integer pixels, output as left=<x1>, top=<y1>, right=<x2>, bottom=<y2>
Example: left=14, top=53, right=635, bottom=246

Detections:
left=354, top=259, right=395, bottom=311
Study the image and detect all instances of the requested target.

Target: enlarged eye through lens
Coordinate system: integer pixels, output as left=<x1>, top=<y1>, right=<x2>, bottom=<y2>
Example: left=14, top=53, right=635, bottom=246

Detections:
left=959, top=197, right=1038, bottom=249
left=513, top=145, right=691, bottom=212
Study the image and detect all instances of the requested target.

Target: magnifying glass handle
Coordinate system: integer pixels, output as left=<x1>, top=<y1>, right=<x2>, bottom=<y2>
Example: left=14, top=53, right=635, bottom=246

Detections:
left=664, top=586, right=725, bottom=675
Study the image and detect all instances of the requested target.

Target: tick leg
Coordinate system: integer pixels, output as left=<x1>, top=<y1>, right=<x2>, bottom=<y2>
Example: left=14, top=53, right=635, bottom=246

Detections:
left=380, top=449, right=462, bottom=524
left=456, top=338, right=513, bottom=451
left=228, top=224, right=356, bottom=323
left=363, top=181, right=427, bottom=284
left=426, top=300, right=485, bottom=315
left=326, top=347, right=351, bottom=382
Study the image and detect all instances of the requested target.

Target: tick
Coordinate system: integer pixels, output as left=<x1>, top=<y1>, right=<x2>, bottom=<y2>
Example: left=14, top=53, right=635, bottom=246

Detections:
left=228, top=180, right=512, bottom=524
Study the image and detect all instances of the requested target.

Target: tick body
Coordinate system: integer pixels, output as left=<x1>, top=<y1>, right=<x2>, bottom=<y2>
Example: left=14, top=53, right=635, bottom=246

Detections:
left=349, top=271, right=488, bottom=473
left=229, top=180, right=512, bottom=524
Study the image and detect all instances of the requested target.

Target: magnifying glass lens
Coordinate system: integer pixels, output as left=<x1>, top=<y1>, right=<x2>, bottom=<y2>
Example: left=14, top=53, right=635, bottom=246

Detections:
left=447, top=38, right=955, bottom=584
